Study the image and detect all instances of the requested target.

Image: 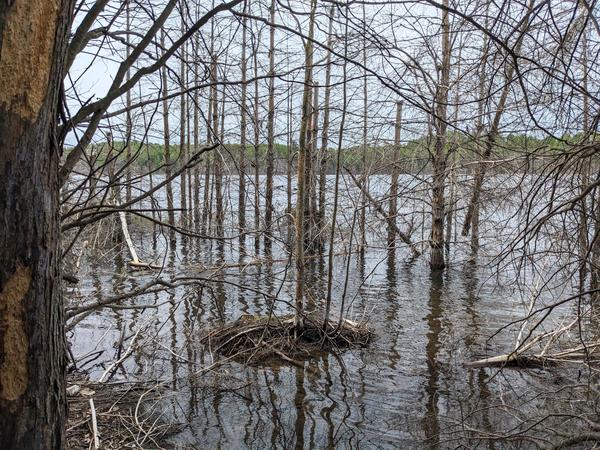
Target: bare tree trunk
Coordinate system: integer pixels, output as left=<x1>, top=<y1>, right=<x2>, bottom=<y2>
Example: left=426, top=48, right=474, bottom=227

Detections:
left=0, top=0, right=73, bottom=446
left=125, top=0, right=133, bottom=203
left=295, top=0, right=317, bottom=324
left=304, top=83, right=314, bottom=251
left=186, top=65, right=193, bottom=225
left=160, top=30, right=175, bottom=226
left=445, top=48, right=462, bottom=255
left=252, top=32, right=261, bottom=251
left=238, top=10, right=248, bottom=240
left=579, top=19, right=590, bottom=294
left=325, top=7, right=349, bottom=325
left=210, top=52, right=221, bottom=231
left=309, top=82, right=320, bottom=250
left=591, top=186, right=600, bottom=302
left=462, top=0, right=533, bottom=243
left=429, top=0, right=451, bottom=270
left=193, top=18, right=201, bottom=228
left=202, top=11, right=217, bottom=233
left=287, top=84, right=294, bottom=246
left=201, top=92, right=212, bottom=232
left=388, top=101, right=403, bottom=249
left=265, top=0, right=276, bottom=248
left=215, top=82, right=225, bottom=235
left=360, top=3, right=368, bottom=253
left=318, top=7, right=335, bottom=251
left=179, top=11, right=187, bottom=225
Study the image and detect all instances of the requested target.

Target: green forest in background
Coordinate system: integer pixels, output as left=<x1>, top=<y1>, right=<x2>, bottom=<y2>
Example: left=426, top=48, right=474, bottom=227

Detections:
left=69, top=132, right=591, bottom=173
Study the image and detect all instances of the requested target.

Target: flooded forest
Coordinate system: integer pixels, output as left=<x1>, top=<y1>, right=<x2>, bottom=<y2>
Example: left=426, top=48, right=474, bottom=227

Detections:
left=1, top=0, right=600, bottom=448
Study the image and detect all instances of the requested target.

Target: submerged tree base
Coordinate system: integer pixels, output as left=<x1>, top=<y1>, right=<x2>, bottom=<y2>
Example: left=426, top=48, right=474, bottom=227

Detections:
left=201, top=312, right=372, bottom=364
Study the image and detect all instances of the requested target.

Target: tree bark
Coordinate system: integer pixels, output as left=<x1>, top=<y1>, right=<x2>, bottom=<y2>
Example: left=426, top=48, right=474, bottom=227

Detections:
left=0, top=0, right=73, bottom=447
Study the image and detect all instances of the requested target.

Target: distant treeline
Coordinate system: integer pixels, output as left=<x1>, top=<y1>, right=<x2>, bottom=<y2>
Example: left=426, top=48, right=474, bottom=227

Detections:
left=69, top=132, right=592, bottom=174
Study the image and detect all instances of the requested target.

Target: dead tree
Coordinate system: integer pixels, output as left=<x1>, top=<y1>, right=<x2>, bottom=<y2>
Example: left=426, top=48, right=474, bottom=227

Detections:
left=238, top=7, right=249, bottom=239
left=429, top=0, right=452, bottom=270
left=388, top=101, right=403, bottom=249
left=160, top=30, right=175, bottom=226
left=461, top=0, right=534, bottom=244
left=318, top=6, right=336, bottom=250
left=179, top=13, right=188, bottom=225
left=265, top=0, right=276, bottom=248
left=295, top=0, right=317, bottom=324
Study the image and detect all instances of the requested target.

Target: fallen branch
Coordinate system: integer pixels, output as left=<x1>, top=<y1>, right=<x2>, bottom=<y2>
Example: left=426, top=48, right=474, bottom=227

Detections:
left=89, top=398, right=100, bottom=450
left=466, top=342, right=600, bottom=369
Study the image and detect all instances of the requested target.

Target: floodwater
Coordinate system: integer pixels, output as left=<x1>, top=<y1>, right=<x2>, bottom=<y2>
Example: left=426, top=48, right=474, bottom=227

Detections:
left=66, top=174, right=591, bottom=449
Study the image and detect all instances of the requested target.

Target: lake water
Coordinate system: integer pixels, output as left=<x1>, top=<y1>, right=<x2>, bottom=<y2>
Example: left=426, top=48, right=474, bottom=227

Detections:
left=65, top=173, right=590, bottom=448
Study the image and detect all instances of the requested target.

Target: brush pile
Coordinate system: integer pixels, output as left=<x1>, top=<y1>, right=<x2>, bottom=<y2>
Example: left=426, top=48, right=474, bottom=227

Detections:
left=201, top=312, right=372, bottom=364
left=66, top=379, right=181, bottom=449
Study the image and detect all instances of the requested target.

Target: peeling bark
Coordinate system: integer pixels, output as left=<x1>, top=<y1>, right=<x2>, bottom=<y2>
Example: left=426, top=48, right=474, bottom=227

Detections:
left=0, top=0, right=73, bottom=447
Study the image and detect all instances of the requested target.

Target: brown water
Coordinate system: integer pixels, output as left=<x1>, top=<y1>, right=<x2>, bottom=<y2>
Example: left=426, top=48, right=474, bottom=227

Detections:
left=66, top=174, right=591, bottom=449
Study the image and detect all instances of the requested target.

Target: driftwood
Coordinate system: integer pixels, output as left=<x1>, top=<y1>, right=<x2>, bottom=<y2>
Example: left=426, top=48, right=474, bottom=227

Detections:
left=464, top=354, right=546, bottom=369
left=466, top=342, right=600, bottom=369
left=118, top=210, right=161, bottom=269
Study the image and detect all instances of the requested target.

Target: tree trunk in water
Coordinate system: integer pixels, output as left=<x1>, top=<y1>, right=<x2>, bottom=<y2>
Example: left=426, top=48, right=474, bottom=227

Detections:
left=265, top=0, right=276, bottom=249
left=186, top=71, right=193, bottom=226
left=201, top=96, right=212, bottom=233
left=211, top=53, right=221, bottom=233
left=179, top=31, right=187, bottom=225
left=252, top=36, right=261, bottom=252
left=0, top=0, right=72, bottom=447
left=238, top=11, right=248, bottom=241
left=445, top=49, right=461, bottom=256
left=309, top=82, right=320, bottom=252
left=286, top=85, right=294, bottom=247
left=389, top=101, right=403, bottom=249
left=193, top=22, right=201, bottom=229
left=360, top=3, right=368, bottom=253
left=318, top=8, right=334, bottom=252
left=325, top=7, right=349, bottom=325
left=304, top=84, right=314, bottom=252
left=215, top=85, right=225, bottom=235
left=429, top=0, right=451, bottom=270
left=160, top=30, right=175, bottom=226
left=295, top=0, right=317, bottom=324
